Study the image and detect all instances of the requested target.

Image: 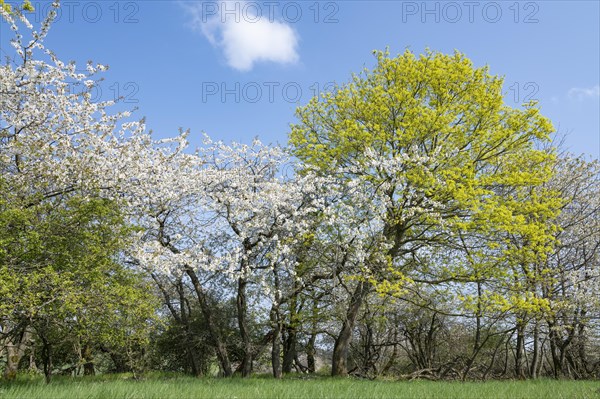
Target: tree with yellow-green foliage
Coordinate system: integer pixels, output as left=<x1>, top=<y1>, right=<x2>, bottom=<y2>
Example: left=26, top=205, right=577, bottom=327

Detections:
left=290, top=49, right=561, bottom=376
left=0, top=0, right=33, bottom=14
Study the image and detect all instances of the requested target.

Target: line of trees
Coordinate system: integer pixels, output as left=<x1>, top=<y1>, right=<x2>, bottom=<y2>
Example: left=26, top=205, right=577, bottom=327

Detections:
left=1, top=2, right=599, bottom=382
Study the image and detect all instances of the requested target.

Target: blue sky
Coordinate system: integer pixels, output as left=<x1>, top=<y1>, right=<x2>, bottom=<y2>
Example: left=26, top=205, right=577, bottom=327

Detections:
left=1, top=0, right=599, bottom=157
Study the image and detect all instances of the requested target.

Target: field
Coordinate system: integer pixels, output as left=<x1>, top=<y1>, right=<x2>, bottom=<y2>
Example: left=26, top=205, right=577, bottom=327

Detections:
left=1, top=374, right=599, bottom=399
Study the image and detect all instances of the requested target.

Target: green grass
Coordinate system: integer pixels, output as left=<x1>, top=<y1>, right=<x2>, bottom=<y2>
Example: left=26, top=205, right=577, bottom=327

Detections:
left=0, top=373, right=598, bottom=399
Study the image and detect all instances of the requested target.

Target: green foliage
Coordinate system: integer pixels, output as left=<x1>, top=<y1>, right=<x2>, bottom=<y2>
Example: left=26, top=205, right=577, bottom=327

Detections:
left=0, top=178, right=158, bottom=374
left=290, top=49, right=562, bottom=315
left=0, top=0, right=34, bottom=13
left=291, top=49, right=552, bottom=171
left=150, top=309, right=216, bottom=375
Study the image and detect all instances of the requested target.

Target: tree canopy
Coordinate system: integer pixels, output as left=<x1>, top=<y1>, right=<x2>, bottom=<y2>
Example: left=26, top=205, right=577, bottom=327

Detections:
left=1, top=3, right=599, bottom=383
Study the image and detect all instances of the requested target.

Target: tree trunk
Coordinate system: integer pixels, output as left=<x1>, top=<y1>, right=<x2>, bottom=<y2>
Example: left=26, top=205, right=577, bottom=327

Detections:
left=40, top=335, right=52, bottom=384
left=3, top=327, right=33, bottom=380
left=153, top=274, right=203, bottom=376
left=530, top=320, right=539, bottom=379
left=82, top=344, right=95, bottom=376
left=381, top=322, right=399, bottom=375
left=361, top=321, right=374, bottom=375
left=282, top=293, right=298, bottom=374
left=462, top=282, right=483, bottom=381
left=185, top=267, right=233, bottom=377
left=270, top=306, right=282, bottom=378
left=514, top=320, right=525, bottom=379
left=270, top=266, right=283, bottom=378
left=332, top=280, right=369, bottom=376
left=306, top=298, right=319, bottom=374
left=237, top=276, right=253, bottom=377
left=29, top=346, right=37, bottom=373
left=178, top=282, right=202, bottom=376
left=4, top=343, right=24, bottom=380
left=183, top=329, right=202, bottom=376
left=160, top=229, right=233, bottom=377
left=576, top=317, right=589, bottom=376
left=548, top=320, right=561, bottom=378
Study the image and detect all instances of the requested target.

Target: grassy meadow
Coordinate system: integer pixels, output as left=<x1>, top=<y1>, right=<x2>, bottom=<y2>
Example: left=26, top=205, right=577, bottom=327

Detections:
left=0, top=374, right=598, bottom=399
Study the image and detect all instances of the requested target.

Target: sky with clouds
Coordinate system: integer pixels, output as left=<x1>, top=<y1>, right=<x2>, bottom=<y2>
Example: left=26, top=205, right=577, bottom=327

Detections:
left=1, top=0, right=598, bottom=158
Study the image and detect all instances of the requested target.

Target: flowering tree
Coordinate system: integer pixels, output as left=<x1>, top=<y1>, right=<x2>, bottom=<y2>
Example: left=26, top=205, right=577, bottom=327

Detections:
left=0, top=3, right=328, bottom=378
left=2, top=1, right=598, bottom=382
left=0, top=2, right=168, bottom=380
left=541, top=155, right=600, bottom=378
left=131, top=136, right=328, bottom=377
left=290, top=49, right=559, bottom=376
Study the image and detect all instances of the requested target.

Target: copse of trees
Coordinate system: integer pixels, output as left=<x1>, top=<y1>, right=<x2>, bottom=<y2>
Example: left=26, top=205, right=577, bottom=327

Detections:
left=1, top=2, right=599, bottom=383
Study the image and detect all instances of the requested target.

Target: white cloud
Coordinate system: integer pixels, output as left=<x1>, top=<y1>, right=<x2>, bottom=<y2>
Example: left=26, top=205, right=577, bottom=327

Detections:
left=567, top=85, right=600, bottom=101
left=186, top=1, right=299, bottom=72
